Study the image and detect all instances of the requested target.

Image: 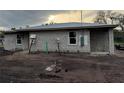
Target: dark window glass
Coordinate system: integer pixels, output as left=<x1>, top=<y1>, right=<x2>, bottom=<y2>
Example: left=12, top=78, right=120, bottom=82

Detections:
left=17, top=39, right=21, bottom=44
left=69, top=32, right=76, bottom=44
left=69, top=32, right=76, bottom=37
left=70, top=38, right=76, bottom=44
left=17, top=34, right=22, bottom=44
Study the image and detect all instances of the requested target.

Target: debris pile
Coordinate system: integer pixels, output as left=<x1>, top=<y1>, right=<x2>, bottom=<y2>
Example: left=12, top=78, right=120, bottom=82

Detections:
left=45, top=64, right=56, bottom=72
left=45, top=60, right=68, bottom=73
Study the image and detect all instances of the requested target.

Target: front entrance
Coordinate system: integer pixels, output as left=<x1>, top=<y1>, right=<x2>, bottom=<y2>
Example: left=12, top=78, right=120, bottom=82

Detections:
left=90, top=29, right=109, bottom=53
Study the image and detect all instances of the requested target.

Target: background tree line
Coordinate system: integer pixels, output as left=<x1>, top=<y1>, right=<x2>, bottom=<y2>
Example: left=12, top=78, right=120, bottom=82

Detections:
left=94, top=10, right=124, bottom=44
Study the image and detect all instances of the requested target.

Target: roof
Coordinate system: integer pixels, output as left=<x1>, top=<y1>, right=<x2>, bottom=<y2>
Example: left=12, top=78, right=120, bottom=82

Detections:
left=4, top=22, right=118, bottom=34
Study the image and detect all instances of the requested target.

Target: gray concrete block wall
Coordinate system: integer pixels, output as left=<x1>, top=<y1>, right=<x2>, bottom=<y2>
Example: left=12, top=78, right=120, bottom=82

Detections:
left=22, top=34, right=29, bottom=50
left=30, top=30, right=90, bottom=53
left=4, top=34, right=29, bottom=51
left=90, top=30, right=109, bottom=52
left=109, top=29, right=114, bottom=54
left=4, top=34, right=17, bottom=50
left=4, top=29, right=114, bottom=54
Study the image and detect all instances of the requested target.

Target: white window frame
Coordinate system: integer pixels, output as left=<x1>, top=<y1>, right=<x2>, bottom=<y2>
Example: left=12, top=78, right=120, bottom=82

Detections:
left=16, top=34, right=22, bottom=45
left=68, top=31, right=77, bottom=45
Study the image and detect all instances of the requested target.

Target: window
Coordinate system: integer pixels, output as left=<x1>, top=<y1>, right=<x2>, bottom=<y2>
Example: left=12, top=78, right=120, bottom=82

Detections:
left=17, top=34, right=22, bottom=45
left=69, top=32, right=77, bottom=45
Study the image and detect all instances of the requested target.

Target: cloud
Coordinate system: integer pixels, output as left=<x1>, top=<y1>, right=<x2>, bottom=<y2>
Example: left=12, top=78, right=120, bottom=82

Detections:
left=0, top=10, right=98, bottom=28
left=0, top=10, right=123, bottom=30
left=0, top=10, right=68, bottom=28
left=46, top=10, right=97, bottom=23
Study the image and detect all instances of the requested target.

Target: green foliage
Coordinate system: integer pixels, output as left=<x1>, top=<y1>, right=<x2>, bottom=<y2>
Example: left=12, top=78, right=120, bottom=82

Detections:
left=114, top=31, right=124, bottom=44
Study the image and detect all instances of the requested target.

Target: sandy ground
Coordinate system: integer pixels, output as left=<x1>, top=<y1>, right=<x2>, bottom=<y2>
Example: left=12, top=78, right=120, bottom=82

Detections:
left=0, top=50, right=124, bottom=83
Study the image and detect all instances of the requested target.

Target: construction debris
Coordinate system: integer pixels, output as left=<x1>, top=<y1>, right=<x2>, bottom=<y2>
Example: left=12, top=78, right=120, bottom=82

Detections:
left=45, top=64, right=56, bottom=72
left=45, top=60, right=68, bottom=73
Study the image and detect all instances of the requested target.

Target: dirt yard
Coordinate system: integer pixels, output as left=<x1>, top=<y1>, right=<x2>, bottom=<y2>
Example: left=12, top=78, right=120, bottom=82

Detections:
left=0, top=50, right=124, bottom=83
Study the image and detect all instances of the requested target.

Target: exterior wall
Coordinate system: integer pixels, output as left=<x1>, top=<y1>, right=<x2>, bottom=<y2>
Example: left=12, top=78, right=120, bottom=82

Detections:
left=30, top=30, right=90, bottom=53
left=4, top=33, right=29, bottom=51
left=4, top=34, right=17, bottom=50
left=109, top=29, right=114, bottom=54
left=90, top=30, right=109, bottom=52
left=4, top=29, right=114, bottom=54
left=22, top=34, right=29, bottom=50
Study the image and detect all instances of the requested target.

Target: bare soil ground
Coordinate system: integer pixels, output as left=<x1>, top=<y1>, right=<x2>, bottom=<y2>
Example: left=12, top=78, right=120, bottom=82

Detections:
left=0, top=50, right=124, bottom=83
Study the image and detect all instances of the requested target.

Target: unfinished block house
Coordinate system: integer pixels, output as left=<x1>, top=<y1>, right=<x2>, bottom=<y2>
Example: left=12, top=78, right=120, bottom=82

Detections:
left=3, top=22, right=117, bottom=54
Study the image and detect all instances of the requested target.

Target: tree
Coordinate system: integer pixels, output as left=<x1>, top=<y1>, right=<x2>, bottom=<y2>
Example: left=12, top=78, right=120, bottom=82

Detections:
left=108, top=12, right=124, bottom=31
left=11, top=27, right=16, bottom=30
left=94, top=10, right=124, bottom=31
left=94, top=11, right=107, bottom=24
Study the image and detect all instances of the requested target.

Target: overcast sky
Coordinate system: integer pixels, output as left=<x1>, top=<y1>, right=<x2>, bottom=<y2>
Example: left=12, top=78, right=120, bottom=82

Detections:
left=0, top=10, right=123, bottom=29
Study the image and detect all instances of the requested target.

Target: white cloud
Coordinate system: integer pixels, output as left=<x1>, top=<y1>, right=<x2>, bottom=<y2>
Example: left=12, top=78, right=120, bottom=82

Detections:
left=0, top=10, right=123, bottom=29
